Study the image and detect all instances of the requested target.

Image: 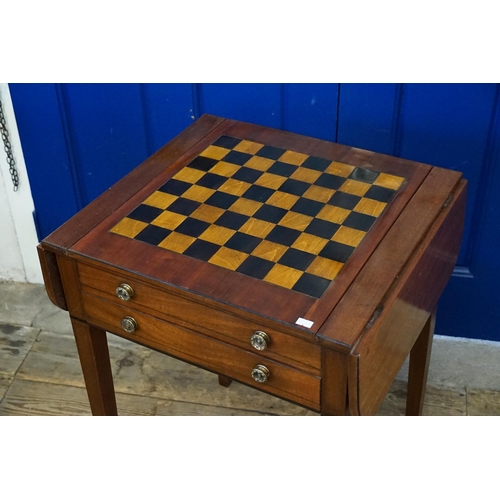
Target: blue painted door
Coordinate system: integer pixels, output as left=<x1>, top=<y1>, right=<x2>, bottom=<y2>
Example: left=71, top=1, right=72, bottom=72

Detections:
left=337, top=84, right=500, bottom=342
left=9, top=83, right=500, bottom=341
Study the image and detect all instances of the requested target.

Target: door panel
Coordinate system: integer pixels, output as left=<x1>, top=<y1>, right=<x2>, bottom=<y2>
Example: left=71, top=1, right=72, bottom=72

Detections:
left=141, top=83, right=194, bottom=153
left=338, top=83, right=402, bottom=155
left=438, top=87, right=500, bottom=341
left=8, top=84, right=80, bottom=238
left=199, top=83, right=283, bottom=128
left=283, top=83, right=338, bottom=141
left=338, top=83, right=500, bottom=340
left=62, top=84, right=150, bottom=203
left=396, top=84, right=497, bottom=267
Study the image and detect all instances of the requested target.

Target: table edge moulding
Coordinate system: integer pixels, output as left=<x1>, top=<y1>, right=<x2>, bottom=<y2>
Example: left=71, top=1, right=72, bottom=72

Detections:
left=37, top=114, right=467, bottom=416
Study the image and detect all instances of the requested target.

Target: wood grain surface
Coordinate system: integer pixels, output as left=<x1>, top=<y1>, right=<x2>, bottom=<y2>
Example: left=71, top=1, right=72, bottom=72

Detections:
left=36, top=245, right=67, bottom=310
left=82, top=292, right=321, bottom=411
left=66, top=116, right=432, bottom=332
left=78, top=262, right=321, bottom=373
left=71, top=317, right=117, bottom=416
left=320, top=348, right=349, bottom=415
left=351, top=179, right=467, bottom=415
left=36, top=115, right=467, bottom=417
left=406, top=310, right=436, bottom=416
left=318, top=167, right=462, bottom=348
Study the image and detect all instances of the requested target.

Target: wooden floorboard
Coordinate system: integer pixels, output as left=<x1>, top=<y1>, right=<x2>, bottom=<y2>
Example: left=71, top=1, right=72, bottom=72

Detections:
left=13, top=330, right=316, bottom=416
left=0, top=379, right=158, bottom=416
left=376, top=380, right=467, bottom=416
left=0, top=376, right=13, bottom=403
left=0, top=324, right=40, bottom=377
left=467, top=389, right=500, bottom=416
left=155, top=400, right=273, bottom=416
left=0, top=314, right=498, bottom=416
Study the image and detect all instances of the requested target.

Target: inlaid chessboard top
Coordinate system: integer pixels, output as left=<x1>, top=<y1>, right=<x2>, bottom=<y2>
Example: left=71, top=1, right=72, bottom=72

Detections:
left=110, top=135, right=405, bottom=298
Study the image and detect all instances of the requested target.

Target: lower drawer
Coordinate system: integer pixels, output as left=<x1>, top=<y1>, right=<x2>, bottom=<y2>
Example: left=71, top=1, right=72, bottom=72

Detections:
left=82, top=292, right=320, bottom=410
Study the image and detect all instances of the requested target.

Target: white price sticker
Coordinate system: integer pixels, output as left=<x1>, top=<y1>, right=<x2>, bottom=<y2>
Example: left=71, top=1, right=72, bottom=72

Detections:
left=295, top=317, right=314, bottom=328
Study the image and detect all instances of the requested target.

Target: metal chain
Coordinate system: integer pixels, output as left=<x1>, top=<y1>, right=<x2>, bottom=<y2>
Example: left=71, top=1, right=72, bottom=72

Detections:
left=0, top=95, right=19, bottom=191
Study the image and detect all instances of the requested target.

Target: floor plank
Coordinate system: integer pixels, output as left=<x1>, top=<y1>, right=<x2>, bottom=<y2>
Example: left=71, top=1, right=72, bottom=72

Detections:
left=467, top=389, right=500, bottom=416
left=0, top=323, right=40, bottom=377
left=423, top=386, right=467, bottom=416
left=17, top=331, right=314, bottom=416
left=0, top=379, right=158, bottom=416
left=2, top=323, right=493, bottom=417
left=0, top=375, right=13, bottom=402
left=155, top=400, right=273, bottom=416
left=16, top=332, right=86, bottom=387
left=377, top=380, right=466, bottom=416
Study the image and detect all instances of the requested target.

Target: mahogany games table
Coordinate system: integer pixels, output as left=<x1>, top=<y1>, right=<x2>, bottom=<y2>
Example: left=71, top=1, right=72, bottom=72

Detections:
left=38, top=115, right=466, bottom=416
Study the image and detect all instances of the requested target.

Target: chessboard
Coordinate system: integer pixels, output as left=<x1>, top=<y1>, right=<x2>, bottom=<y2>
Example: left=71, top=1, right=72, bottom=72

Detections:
left=110, top=135, right=405, bottom=298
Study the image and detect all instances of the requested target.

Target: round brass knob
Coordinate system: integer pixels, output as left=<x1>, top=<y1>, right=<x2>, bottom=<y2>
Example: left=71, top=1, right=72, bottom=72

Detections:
left=121, top=316, right=138, bottom=333
left=251, top=364, right=270, bottom=384
left=250, top=330, right=270, bottom=351
left=116, top=283, right=134, bottom=301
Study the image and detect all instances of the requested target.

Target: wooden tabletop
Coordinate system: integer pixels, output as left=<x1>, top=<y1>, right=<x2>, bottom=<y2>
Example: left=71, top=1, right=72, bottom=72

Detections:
left=44, top=115, right=463, bottom=347
left=39, top=114, right=467, bottom=416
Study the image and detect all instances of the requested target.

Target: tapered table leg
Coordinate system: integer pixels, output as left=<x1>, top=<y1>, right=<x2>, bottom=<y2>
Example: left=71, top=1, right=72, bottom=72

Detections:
left=406, top=309, right=436, bottom=416
left=321, top=348, right=349, bottom=416
left=71, top=317, right=118, bottom=416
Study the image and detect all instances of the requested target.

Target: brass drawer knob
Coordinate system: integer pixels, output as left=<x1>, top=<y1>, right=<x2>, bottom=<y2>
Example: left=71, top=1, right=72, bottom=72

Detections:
left=121, top=316, right=138, bottom=333
left=251, top=364, right=270, bottom=383
left=250, top=330, right=270, bottom=351
left=116, top=283, right=134, bottom=301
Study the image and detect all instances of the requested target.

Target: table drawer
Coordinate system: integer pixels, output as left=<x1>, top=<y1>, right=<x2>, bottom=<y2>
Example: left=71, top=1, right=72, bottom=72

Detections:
left=77, top=262, right=321, bottom=372
left=82, top=291, right=321, bottom=410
